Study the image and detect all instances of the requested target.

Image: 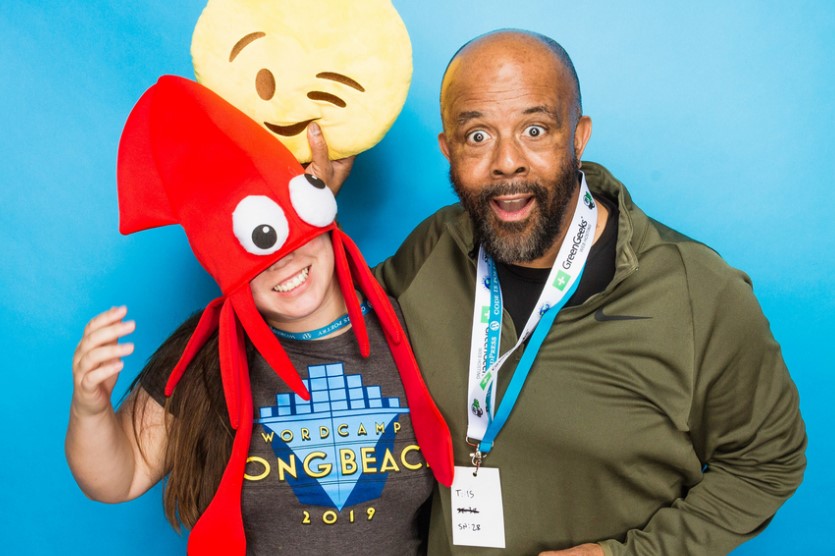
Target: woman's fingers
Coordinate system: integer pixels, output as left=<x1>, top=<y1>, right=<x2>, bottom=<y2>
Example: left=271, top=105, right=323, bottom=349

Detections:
left=75, top=341, right=135, bottom=382
left=74, top=308, right=134, bottom=369
left=71, top=307, right=136, bottom=416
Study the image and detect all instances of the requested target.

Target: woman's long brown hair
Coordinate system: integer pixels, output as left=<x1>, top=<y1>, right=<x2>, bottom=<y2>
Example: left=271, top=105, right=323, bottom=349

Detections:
left=128, top=314, right=237, bottom=531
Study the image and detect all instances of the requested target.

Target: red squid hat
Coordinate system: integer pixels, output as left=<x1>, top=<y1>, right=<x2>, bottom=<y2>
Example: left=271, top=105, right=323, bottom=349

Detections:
left=117, top=75, right=453, bottom=555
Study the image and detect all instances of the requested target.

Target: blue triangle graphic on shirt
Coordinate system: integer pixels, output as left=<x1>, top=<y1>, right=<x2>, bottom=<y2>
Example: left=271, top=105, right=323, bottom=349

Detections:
left=256, top=362, right=408, bottom=509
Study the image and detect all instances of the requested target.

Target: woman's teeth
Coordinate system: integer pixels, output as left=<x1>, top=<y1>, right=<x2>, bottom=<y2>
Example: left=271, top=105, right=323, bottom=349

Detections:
left=273, top=267, right=310, bottom=292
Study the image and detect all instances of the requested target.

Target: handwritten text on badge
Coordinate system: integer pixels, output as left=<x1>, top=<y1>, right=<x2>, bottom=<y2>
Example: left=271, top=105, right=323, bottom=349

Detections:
left=451, top=466, right=506, bottom=548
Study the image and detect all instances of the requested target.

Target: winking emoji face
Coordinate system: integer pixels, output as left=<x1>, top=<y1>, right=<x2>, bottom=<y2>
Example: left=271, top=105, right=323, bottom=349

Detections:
left=192, top=0, right=412, bottom=163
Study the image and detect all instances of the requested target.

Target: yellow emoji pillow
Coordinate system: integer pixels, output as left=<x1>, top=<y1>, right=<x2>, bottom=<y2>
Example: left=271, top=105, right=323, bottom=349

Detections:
left=192, top=0, right=412, bottom=163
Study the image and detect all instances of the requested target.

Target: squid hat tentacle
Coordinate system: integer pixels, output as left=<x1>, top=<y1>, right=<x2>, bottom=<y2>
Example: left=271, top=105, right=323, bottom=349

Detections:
left=331, top=229, right=371, bottom=358
left=187, top=299, right=252, bottom=553
left=331, top=228, right=454, bottom=486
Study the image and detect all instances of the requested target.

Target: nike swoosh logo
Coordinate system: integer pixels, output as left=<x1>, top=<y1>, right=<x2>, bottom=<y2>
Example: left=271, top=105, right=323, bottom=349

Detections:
left=594, top=308, right=652, bottom=322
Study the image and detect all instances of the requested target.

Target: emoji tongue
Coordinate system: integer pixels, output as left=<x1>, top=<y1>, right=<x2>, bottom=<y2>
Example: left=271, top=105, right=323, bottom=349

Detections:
left=264, top=119, right=316, bottom=137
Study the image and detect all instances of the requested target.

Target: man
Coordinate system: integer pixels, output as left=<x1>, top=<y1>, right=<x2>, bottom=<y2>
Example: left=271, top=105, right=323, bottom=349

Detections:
left=371, top=30, right=806, bottom=555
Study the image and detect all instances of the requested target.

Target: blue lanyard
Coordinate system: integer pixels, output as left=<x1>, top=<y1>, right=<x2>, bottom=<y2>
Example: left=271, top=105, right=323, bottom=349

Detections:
left=477, top=266, right=585, bottom=455
left=271, top=301, right=371, bottom=341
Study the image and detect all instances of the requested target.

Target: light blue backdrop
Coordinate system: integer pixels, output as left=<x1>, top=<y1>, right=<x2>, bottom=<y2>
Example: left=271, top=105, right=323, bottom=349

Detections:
left=1, top=1, right=831, bottom=553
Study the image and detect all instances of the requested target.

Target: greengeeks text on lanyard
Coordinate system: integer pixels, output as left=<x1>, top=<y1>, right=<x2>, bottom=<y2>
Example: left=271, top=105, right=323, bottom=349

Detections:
left=466, top=174, right=598, bottom=471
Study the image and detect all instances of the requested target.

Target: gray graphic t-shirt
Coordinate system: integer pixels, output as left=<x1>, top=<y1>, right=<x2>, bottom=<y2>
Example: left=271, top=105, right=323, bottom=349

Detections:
left=143, top=307, right=433, bottom=555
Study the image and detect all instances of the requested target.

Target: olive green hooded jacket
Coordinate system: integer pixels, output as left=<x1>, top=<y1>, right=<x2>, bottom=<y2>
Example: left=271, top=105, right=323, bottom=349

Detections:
left=374, top=162, right=806, bottom=555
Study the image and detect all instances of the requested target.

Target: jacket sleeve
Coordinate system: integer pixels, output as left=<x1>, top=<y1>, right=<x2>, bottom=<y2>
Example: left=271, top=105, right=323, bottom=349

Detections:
left=599, top=265, right=806, bottom=556
left=373, top=206, right=457, bottom=297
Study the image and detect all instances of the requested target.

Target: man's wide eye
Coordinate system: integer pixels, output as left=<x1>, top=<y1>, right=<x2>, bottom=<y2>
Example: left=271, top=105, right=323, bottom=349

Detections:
left=232, top=195, right=289, bottom=255
left=466, top=130, right=491, bottom=144
left=525, top=125, right=545, bottom=138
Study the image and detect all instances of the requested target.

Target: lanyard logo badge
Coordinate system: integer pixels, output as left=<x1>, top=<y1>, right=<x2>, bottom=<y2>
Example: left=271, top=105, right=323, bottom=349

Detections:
left=471, top=398, right=484, bottom=417
left=584, top=191, right=596, bottom=209
left=553, top=270, right=572, bottom=291
left=480, top=306, right=490, bottom=323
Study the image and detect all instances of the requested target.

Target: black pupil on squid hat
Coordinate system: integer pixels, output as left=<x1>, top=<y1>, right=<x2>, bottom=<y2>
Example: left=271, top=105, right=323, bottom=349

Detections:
left=252, top=225, right=277, bottom=249
left=304, top=173, right=326, bottom=189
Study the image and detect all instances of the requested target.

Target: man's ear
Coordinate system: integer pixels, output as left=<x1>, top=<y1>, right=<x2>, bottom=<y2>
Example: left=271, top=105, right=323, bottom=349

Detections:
left=438, top=132, right=451, bottom=161
left=574, top=115, right=592, bottom=161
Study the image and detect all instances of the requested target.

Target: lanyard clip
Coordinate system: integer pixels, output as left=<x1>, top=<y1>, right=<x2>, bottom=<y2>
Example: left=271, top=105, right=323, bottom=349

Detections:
left=470, top=449, right=484, bottom=476
left=466, top=436, right=485, bottom=476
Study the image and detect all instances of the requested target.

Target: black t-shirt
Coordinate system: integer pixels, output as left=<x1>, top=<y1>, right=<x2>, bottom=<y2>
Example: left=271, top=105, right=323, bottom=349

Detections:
left=495, top=194, right=618, bottom=333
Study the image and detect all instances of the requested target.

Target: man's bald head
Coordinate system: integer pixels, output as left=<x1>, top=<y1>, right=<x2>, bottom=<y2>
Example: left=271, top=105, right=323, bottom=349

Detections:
left=440, top=30, right=582, bottom=129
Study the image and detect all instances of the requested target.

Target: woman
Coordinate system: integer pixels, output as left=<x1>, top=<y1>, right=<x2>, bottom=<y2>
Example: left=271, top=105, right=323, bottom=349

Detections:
left=65, top=76, right=452, bottom=555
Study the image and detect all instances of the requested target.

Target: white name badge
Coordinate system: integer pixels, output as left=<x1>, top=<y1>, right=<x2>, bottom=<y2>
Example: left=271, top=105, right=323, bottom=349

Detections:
left=451, top=466, right=506, bottom=548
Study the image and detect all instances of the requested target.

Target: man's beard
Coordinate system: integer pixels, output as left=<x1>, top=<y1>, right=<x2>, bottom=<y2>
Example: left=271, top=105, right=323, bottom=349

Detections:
left=450, top=158, right=580, bottom=264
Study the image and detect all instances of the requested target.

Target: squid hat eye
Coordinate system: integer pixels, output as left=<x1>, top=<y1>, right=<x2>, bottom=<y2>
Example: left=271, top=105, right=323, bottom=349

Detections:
left=233, top=195, right=289, bottom=255
left=290, top=173, right=337, bottom=227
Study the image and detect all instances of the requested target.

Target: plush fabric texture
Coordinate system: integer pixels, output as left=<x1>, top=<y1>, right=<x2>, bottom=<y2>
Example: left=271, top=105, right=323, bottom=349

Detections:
left=116, top=76, right=452, bottom=556
left=191, top=0, right=412, bottom=163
